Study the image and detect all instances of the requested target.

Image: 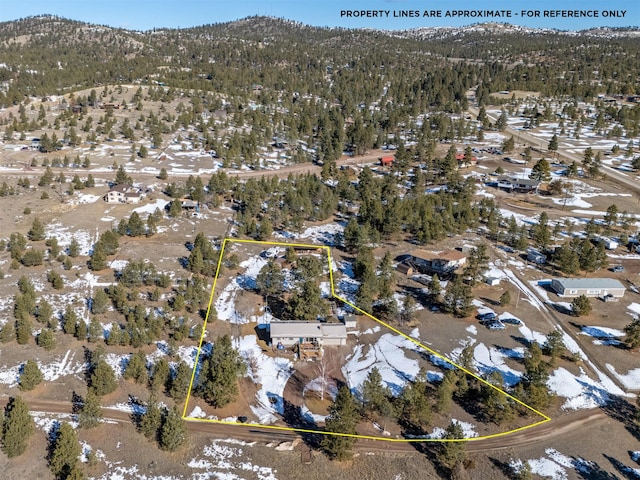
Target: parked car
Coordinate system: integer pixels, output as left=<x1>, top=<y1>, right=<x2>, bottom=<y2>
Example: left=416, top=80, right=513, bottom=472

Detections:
left=609, top=265, right=625, bottom=272
left=485, top=320, right=506, bottom=330
left=477, top=312, right=497, bottom=321
left=237, top=416, right=249, bottom=423
left=501, top=317, right=522, bottom=326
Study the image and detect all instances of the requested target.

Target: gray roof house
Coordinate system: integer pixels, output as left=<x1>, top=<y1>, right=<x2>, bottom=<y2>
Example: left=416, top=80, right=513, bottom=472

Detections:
left=551, top=278, right=626, bottom=298
left=269, top=321, right=347, bottom=347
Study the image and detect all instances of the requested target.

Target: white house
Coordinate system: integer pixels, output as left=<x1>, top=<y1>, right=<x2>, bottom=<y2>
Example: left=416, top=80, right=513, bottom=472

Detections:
left=269, top=321, right=347, bottom=347
left=104, top=184, right=143, bottom=204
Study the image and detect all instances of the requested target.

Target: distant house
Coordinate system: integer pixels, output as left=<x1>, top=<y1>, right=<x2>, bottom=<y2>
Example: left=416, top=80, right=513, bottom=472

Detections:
left=104, top=184, right=143, bottom=204
left=527, top=248, right=547, bottom=264
left=497, top=176, right=540, bottom=193
left=379, top=156, right=395, bottom=167
left=456, top=153, right=478, bottom=167
left=551, top=278, right=626, bottom=298
left=180, top=198, right=200, bottom=213
left=595, top=237, right=619, bottom=250
left=407, top=249, right=467, bottom=275
left=269, top=321, right=347, bottom=347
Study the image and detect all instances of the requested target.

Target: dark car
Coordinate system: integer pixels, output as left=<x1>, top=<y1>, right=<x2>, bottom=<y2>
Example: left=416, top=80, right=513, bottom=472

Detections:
left=237, top=416, right=248, bottom=423
left=477, top=312, right=497, bottom=321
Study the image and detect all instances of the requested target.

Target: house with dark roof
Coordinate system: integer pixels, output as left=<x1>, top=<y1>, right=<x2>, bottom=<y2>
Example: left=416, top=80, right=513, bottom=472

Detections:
left=407, top=249, right=467, bottom=275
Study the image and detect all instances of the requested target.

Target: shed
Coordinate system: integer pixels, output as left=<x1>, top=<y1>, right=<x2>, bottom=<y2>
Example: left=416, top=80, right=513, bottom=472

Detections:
left=396, top=263, right=414, bottom=275
left=379, top=156, right=395, bottom=167
left=343, top=314, right=357, bottom=329
left=485, top=276, right=501, bottom=286
left=551, top=278, right=626, bottom=298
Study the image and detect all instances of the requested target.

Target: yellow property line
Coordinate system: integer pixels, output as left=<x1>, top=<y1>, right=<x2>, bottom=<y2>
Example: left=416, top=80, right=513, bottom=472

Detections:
left=182, top=238, right=551, bottom=442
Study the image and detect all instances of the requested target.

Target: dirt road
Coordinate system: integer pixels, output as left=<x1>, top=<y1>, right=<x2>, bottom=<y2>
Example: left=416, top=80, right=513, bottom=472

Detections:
left=2, top=397, right=609, bottom=454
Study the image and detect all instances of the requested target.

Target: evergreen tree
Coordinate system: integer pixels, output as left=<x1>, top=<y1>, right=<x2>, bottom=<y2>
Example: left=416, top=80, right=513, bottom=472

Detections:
left=543, top=330, right=566, bottom=366
left=91, top=289, right=110, bottom=315
left=361, top=367, right=392, bottom=416
left=158, top=168, right=168, bottom=180
left=547, top=134, right=559, bottom=155
left=168, top=199, right=182, bottom=218
left=150, top=357, right=171, bottom=393
left=2, top=396, right=34, bottom=458
left=89, top=359, right=117, bottom=396
left=123, top=351, right=148, bottom=384
left=78, top=390, right=102, bottom=429
left=159, top=406, right=188, bottom=451
left=529, top=158, right=551, bottom=182
left=88, top=242, right=107, bottom=271
left=28, top=218, right=46, bottom=241
left=499, top=291, right=511, bottom=306
left=436, top=370, right=456, bottom=414
left=482, top=371, right=513, bottom=425
left=199, top=335, right=245, bottom=407
left=139, top=399, right=162, bottom=440
left=322, top=385, right=360, bottom=460
left=255, top=260, right=285, bottom=302
left=49, top=422, right=83, bottom=480
left=37, top=329, right=56, bottom=350
left=624, top=317, right=640, bottom=350
left=67, top=238, right=80, bottom=257
left=428, top=274, right=442, bottom=303
left=443, top=275, right=473, bottom=317
left=570, top=295, right=592, bottom=317
left=114, top=165, right=132, bottom=185
left=437, top=421, right=468, bottom=472
left=169, top=361, right=191, bottom=402
left=399, top=368, right=431, bottom=431
left=19, top=359, right=43, bottom=391
left=127, top=212, right=145, bottom=237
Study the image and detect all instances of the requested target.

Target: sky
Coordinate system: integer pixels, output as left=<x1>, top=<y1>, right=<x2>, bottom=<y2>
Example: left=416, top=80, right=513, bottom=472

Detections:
left=0, top=0, right=637, bottom=31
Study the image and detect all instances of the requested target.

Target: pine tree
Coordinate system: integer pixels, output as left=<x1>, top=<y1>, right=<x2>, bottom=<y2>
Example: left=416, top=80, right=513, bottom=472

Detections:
left=67, top=238, right=80, bottom=257
left=88, top=242, right=107, bottom=271
left=123, top=351, right=148, bottom=384
left=37, top=329, right=56, bottom=350
left=159, top=406, right=188, bottom=451
left=624, top=317, right=640, bottom=350
left=28, top=218, right=46, bottom=241
left=150, top=357, right=171, bottom=393
left=78, top=390, right=102, bottom=429
left=570, top=295, right=592, bottom=317
left=547, top=134, right=559, bottom=155
left=169, top=361, right=191, bottom=402
left=139, top=399, right=162, bottom=439
left=91, top=289, right=109, bottom=315
left=89, top=359, right=117, bottom=396
left=529, top=158, right=551, bottom=182
left=199, top=335, right=245, bottom=407
left=168, top=199, right=182, bottom=218
left=322, top=385, right=360, bottom=460
left=19, top=359, right=43, bottom=391
left=361, top=367, right=391, bottom=416
left=127, top=212, right=145, bottom=237
left=158, top=168, right=168, bottom=180
left=49, top=422, right=82, bottom=480
left=437, top=421, right=468, bottom=471
left=2, top=396, right=34, bottom=457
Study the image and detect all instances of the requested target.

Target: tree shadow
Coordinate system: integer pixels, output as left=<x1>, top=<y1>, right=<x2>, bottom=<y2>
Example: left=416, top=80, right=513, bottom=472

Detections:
left=599, top=396, right=640, bottom=442
left=603, top=454, right=639, bottom=479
